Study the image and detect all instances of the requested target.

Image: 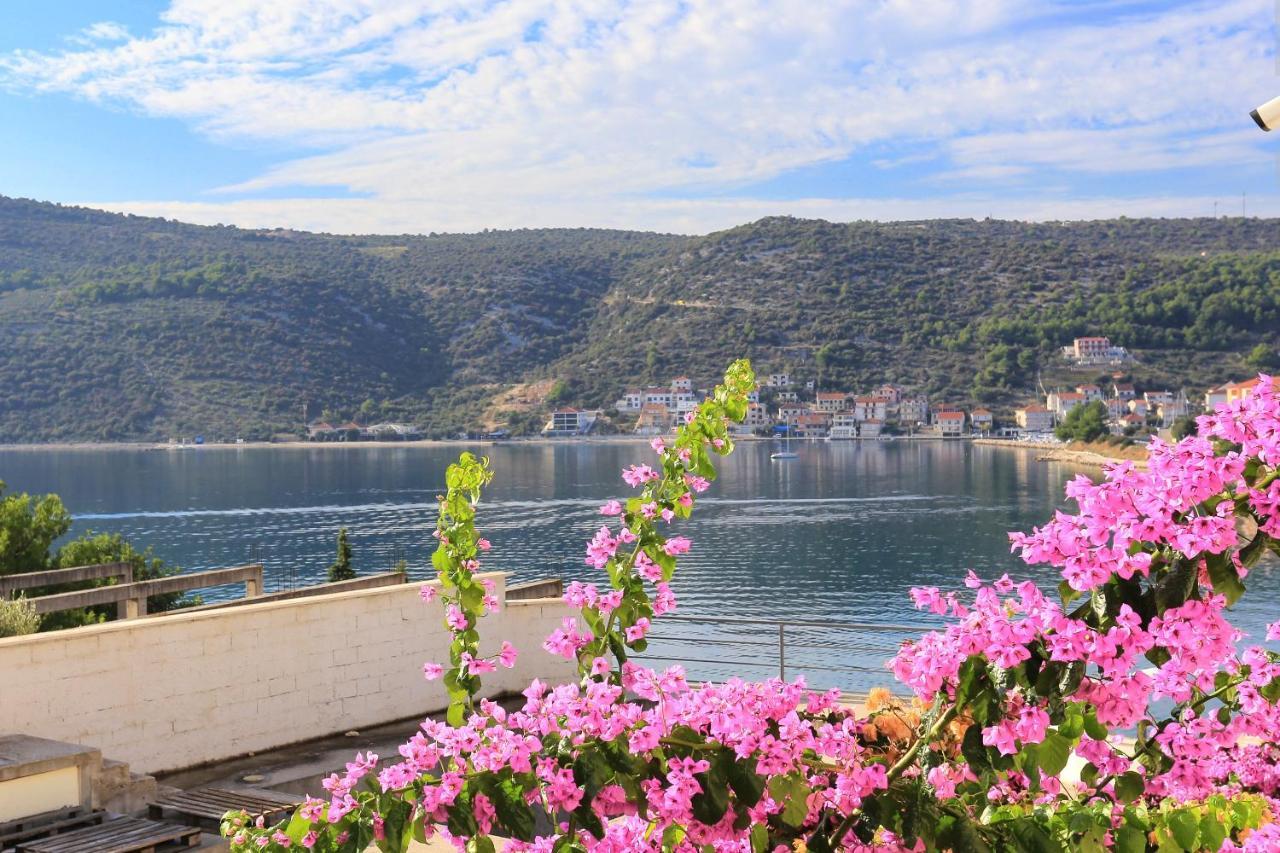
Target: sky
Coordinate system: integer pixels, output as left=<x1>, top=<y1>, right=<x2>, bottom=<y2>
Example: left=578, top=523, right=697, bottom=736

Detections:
left=0, top=0, right=1278, bottom=235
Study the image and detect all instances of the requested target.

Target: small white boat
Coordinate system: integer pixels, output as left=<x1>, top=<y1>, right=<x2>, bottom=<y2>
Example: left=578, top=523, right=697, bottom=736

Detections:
left=770, top=434, right=798, bottom=460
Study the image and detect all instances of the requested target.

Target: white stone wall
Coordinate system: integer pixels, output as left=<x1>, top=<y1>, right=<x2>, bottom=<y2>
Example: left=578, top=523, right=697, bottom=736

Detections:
left=0, top=573, right=575, bottom=774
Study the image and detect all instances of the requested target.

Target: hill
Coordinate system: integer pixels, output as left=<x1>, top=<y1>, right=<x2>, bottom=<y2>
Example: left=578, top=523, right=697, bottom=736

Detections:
left=0, top=196, right=1276, bottom=441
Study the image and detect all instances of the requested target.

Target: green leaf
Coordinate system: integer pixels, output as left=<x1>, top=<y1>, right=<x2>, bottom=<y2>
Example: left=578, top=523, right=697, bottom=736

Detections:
left=749, top=823, right=768, bottom=853
left=1166, top=810, right=1199, bottom=851
left=1114, top=771, right=1144, bottom=803
left=961, top=722, right=992, bottom=773
left=490, top=777, right=536, bottom=842
left=1204, top=552, right=1246, bottom=606
left=1005, top=818, right=1063, bottom=853
left=1036, top=732, right=1072, bottom=776
left=690, top=760, right=730, bottom=826
left=768, top=774, right=810, bottom=828
left=1199, top=813, right=1227, bottom=851
left=724, top=755, right=766, bottom=807
left=1083, top=708, right=1108, bottom=740
left=1154, top=558, right=1197, bottom=614
left=1113, top=824, right=1147, bottom=853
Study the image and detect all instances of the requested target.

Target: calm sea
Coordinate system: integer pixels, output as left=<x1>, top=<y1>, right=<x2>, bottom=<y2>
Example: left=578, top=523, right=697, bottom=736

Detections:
left=3, top=441, right=1276, bottom=691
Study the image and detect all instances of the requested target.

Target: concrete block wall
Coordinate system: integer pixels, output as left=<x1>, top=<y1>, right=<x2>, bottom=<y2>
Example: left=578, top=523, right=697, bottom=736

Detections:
left=0, top=572, right=575, bottom=774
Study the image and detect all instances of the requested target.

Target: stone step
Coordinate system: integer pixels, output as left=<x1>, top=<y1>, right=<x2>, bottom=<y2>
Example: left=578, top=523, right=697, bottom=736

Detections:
left=94, top=759, right=157, bottom=816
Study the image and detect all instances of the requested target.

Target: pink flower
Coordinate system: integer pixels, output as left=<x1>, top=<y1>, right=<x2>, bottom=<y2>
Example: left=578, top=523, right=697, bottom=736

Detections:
left=445, top=605, right=468, bottom=631
left=422, top=662, right=444, bottom=681
left=600, top=499, right=623, bottom=516
left=461, top=653, right=497, bottom=675
left=419, top=584, right=438, bottom=603
left=660, top=508, right=675, bottom=523
left=663, top=536, right=691, bottom=556
left=650, top=437, right=666, bottom=454
left=621, top=464, right=659, bottom=487
left=477, top=538, right=491, bottom=551
left=498, top=641, right=518, bottom=668
left=625, top=618, right=651, bottom=642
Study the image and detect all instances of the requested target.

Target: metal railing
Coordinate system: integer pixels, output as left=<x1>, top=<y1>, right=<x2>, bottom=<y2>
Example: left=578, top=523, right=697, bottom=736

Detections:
left=635, top=614, right=938, bottom=691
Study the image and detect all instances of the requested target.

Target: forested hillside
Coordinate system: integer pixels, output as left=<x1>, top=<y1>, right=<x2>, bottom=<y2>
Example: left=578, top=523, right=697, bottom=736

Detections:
left=0, top=196, right=1276, bottom=441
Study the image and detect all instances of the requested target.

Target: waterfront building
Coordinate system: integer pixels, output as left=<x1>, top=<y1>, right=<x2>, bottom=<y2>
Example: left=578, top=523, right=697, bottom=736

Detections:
left=615, top=389, right=643, bottom=411
left=815, top=391, right=848, bottom=413
left=829, top=412, right=859, bottom=439
left=635, top=404, right=674, bottom=435
left=935, top=411, right=966, bottom=436
left=1015, top=405, right=1053, bottom=432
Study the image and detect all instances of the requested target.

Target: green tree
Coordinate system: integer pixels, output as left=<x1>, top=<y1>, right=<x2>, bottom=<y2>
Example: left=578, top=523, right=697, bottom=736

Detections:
left=0, top=480, right=71, bottom=576
left=328, top=528, right=356, bottom=582
left=1246, top=342, right=1279, bottom=370
left=48, top=532, right=190, bottom=630
left=1171, top=414, right=1198, bottom=440
left=1055, top=400, right=1109, bottom=443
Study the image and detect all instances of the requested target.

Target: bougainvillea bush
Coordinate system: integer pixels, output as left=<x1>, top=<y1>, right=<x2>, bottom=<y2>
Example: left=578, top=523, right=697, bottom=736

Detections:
left=225, top=362, right=1280, bottom=852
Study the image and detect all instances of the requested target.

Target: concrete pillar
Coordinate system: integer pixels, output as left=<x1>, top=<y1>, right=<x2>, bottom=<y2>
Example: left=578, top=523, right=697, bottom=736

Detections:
left=124, top=596, right=147, bottom=619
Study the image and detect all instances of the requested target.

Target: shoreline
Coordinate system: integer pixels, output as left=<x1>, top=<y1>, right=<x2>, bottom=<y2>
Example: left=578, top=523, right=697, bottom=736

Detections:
left=0, top=433, right=966, bottom=452
left=973, top=437, right=1147, bottom=470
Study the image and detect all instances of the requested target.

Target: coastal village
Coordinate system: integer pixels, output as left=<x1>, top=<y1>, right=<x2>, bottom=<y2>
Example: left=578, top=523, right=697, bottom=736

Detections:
left=542, top=337, right=1266, bottom=441
left=297, top=337, right=1269, bottom=443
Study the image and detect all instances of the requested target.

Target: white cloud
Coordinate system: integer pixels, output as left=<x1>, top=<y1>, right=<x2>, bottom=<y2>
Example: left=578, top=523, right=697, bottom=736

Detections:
left=3, top=0, right=1276, bottom=233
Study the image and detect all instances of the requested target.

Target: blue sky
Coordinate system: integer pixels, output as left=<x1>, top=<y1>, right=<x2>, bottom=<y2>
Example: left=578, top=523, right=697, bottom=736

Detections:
left=0, top=0, right=1277, bottom=234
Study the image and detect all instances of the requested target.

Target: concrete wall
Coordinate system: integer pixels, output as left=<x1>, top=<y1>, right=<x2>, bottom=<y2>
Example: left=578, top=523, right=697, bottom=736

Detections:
left=0, top=573, right=575, bottom=774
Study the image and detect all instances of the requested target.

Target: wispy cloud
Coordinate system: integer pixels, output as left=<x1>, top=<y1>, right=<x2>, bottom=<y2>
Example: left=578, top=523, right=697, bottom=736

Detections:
left=1, top=0, right=1274, bottom=233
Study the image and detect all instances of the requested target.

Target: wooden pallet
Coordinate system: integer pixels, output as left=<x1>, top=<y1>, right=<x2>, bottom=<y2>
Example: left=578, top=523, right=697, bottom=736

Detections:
left=0, top=807, right=104, bottom=850
left=148, top=787, right=300, bottom=829
left=14, top=816, right=200, bottom=853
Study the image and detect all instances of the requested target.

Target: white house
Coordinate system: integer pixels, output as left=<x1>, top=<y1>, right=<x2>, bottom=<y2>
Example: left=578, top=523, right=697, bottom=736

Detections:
left=1015, top=405, right=1053, bottom=432
left=671, top=376, right=693, bottom=393
left=643, top=387, right=674, bottom=407
left=829, top=412, right=859, bottom=439
left=1064, top=336, right=1130, bottom=365
left=899, top=396, right=929, bottom=424
left=936, top=411, right=966, bottom=436
left=814, top=391, right=848, bottom=413
left=1204, top=384, right=1230, bottom=411
left=852, top=396, right=888, bottom=422
left=970, top=409, right=994, bottom=431
left=544, top=409, right=600, bottom=436
left=1075, top=384, right=1103, bottom=402
left=635, top=404, right=674, bottom=435
left=767, top=373, right=791, bottom=388
left=615, top=389, right=643, bottom=411
left=777, top=404, right=809, bottom=425
left=859, top=419, right=884, bottom=438
left=744, top=402, right=769, bottom=429
left=1047, top=391, right=1085, bottom=418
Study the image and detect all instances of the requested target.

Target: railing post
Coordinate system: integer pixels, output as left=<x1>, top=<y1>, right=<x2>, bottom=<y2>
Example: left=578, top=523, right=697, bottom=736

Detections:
left=245, top=565, right=263, bottom=599
left=125, top=595, right=147, bottom=619
left=778, top=623, right=786, bottom=682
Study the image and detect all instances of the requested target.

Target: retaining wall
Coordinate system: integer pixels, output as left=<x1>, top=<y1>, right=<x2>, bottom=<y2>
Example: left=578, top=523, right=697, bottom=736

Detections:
left=0, top=573, right=574, bottom=774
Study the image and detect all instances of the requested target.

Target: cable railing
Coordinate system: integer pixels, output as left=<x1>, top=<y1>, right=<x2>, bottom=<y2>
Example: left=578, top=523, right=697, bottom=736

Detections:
left=634, top=613, right=940, bottom=694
